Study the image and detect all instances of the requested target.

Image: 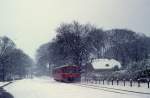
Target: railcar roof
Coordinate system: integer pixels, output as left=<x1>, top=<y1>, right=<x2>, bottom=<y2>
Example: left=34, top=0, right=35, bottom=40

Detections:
left=54, top=65, right=79, bottom=69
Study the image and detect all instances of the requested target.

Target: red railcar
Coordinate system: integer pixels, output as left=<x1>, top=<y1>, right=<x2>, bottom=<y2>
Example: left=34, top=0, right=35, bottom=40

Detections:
left=53, top=65, right=81, bottom=82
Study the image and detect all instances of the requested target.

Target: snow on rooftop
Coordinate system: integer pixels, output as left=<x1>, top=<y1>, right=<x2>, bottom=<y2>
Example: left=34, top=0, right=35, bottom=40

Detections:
left=92, top=59, right=121, bottom=69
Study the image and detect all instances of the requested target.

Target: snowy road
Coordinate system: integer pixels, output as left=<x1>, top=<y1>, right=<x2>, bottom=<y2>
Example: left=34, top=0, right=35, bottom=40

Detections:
left=4, top=77, right=150, bottom=98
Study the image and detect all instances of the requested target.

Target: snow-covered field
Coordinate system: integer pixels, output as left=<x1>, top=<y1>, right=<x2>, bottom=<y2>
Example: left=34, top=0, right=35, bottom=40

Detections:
left=3, top=77, right=150, bottom=98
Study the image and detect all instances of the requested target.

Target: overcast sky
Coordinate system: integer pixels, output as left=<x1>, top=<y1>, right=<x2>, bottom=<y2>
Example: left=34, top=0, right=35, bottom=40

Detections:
left=0, top=0, right=150, bottom=59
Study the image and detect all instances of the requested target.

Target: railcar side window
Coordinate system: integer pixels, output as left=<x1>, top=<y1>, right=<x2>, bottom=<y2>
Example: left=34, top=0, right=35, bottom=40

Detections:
left=63, top=67, right=79, bottom=73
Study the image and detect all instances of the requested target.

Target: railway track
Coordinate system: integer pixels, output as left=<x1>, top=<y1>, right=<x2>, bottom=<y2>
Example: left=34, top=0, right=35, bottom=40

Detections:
left=74, top=83, right=150, bottom=95
left=0, top=82, right=13, bottom=88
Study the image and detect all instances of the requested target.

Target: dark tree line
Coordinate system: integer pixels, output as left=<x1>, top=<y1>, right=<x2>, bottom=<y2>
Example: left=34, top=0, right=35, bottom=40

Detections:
left=0, top=36, right=33, bottom=81
left=105, top=29, right=150, bottom=68
left=36, top=43, right=50, bottom=75
left=36, top=21, right=150, bottom=75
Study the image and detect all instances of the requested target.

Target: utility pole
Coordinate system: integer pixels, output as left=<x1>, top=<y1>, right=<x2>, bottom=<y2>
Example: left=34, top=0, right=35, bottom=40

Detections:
left=51, top=64, right=53, bottom=77
left=49, top=63, right=54, bottom=77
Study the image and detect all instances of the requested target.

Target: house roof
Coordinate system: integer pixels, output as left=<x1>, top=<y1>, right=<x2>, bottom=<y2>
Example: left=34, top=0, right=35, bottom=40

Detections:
left=92, top=59, right=121, bottom=69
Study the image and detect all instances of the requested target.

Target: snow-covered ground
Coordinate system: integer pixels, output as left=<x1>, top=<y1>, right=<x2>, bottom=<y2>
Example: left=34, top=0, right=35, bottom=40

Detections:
left=81, top=82, right=150, bottom=94
left=3, top=77, right=150, bottom=98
